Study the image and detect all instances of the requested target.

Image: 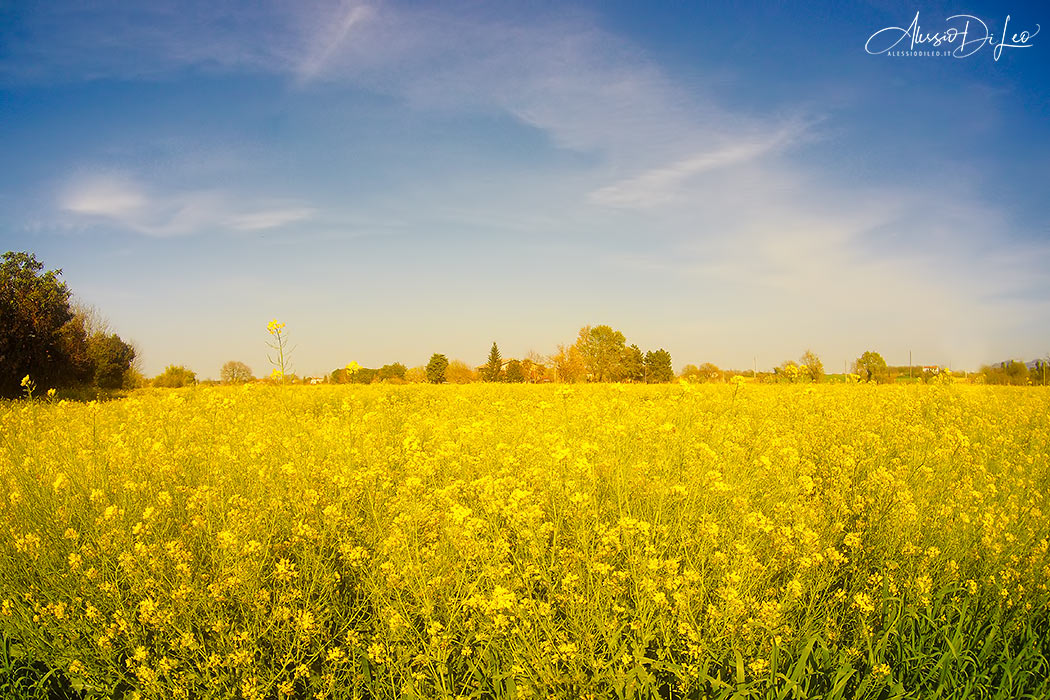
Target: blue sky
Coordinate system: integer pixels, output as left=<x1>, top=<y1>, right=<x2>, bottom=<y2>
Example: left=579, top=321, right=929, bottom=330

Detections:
left=1, top=1, right=1047, bottom=377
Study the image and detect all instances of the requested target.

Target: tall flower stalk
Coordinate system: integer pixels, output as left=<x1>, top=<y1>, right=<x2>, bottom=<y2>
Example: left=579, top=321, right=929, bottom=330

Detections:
left=266, top=319, right=292, bottom=383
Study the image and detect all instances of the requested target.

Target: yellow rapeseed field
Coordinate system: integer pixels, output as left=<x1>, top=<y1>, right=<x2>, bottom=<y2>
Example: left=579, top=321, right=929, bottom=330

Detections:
left=1, top=383, right=1048, bottom=699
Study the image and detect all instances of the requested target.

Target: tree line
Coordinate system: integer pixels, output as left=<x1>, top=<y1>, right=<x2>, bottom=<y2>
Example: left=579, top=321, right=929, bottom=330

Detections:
left=326, top=346, right=879, bottom=386
left=6, top=251, right=1047, bottom=394
left=129, top=333, right=1050, bottom=389
left=976, top=359, right=1050, bottom=386
left=324, top=325, right=676, bottom=385
left=321, top=347, right=1049, bottom=387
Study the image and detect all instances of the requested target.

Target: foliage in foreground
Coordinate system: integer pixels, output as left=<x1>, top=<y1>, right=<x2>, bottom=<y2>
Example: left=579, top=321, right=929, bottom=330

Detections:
left=1, top=251, right=138, bottom=398
left=1, top=384, right=1049, bottom=699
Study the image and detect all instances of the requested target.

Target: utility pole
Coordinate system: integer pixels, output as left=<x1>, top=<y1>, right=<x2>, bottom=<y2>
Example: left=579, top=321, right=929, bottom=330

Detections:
left=909, top=350, right=912, bottom=381
left=753, top=356, right=757, bottom=378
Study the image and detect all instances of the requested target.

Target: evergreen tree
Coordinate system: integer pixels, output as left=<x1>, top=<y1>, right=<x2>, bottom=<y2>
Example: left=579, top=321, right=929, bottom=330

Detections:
left=644, top=349, right=674, bottom=383
left=622, top=344, right=645, bottom=382
left=426, top=354, right=449, bottom=383
left=483, top=342, right=503, bottom=381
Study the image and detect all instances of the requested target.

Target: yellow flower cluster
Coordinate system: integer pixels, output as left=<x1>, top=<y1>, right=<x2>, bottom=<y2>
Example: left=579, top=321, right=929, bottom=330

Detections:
left=1, top=383, right=1048, bottom=698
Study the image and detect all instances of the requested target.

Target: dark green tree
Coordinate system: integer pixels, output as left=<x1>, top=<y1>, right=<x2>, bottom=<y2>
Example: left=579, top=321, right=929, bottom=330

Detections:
left=483, top=342, right=503, bottom=382
left=333, top=365, right=379, bottom=384
left=88, top=333, right=136, bottom=389
left=426, top=354, right=449, bottom=384
left=0, top=251, right=76, bottom=397
left=644, top=349, right=674, bottom=383
left=622, top=344, right=645, bottom=382
left=504, top=359, right=525, bottom=383
left=377, top=363, right=407, bottom=382
left=355, top=368, right=379, bottom=384
left=1, top=255, right=139, bottom=396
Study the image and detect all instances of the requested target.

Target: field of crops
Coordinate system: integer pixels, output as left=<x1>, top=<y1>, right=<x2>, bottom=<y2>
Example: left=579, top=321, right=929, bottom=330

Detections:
left=1, top=384, right=1048, bottom=699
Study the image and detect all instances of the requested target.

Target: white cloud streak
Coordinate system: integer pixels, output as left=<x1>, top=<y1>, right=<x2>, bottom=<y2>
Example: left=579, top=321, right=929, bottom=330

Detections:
left=62, top=178, right=147, bottom=217
left=588, top=125, right=808, bottom=208
left=60, top=174, right=315, bottom=237
left=295, top=3, right=374, bottom=82
left=226, top=208, right=318, bottom=232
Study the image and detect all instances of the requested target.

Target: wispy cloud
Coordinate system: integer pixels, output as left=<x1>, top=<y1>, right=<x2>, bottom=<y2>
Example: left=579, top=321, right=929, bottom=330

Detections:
left=588, top=125, right=809, bottom=208
left=291, top=4, right=746, bottom=161
left=60, top=174, right=315, bottom=237
left=226, top=208, right=318, bottom=232
left=62, top=177, right=147, bottom=217
left=295, top=3, right=374, bottom=82
left=2, top=2, right=761, bottom=160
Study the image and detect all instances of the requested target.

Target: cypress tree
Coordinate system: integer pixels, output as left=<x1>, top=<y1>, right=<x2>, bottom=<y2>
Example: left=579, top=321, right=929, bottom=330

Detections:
left=484, top=342, right=503, bottom=381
